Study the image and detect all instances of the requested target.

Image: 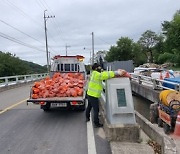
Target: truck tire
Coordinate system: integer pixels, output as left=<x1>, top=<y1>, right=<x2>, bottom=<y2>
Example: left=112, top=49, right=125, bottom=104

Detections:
left=78, top=100, right=86, bottom=111
left=41, top=103, right=50, bottom=112
left=150, top=103, right=158, bottom=123
left=79, top=104, right=85, bottom=111
left=43, top=108, right=50, bottom=112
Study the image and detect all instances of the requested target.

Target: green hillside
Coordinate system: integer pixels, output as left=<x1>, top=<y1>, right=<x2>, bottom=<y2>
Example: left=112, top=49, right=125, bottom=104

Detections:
left=0, top=51, right=47, bottom=77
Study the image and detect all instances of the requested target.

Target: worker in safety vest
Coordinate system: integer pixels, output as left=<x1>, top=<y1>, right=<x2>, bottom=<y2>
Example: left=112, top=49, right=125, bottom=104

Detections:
left=86, top=63, right=126, bottom=127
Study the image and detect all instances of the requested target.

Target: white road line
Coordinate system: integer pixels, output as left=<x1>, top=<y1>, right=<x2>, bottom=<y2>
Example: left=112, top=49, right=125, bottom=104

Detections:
left=87, top=115, right=97, bottom=154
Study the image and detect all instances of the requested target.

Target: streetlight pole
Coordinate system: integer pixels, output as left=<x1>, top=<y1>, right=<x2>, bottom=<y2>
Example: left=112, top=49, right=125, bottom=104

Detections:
left=65, top=44, right=71, bottom=56
left=44, top=10, right=55, bottom=72
left=84, top=47, right=92, bottom=65
left=91, top=32, right=94, bottom=65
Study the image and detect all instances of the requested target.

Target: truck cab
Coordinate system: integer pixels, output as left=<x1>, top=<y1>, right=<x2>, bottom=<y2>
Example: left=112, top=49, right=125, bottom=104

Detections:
left=50, top=55, right=86, bottom=76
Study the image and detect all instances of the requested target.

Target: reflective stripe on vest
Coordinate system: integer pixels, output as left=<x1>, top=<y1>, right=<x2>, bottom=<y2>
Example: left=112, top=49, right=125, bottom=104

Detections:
left=87, top=71, right=115, bottom=98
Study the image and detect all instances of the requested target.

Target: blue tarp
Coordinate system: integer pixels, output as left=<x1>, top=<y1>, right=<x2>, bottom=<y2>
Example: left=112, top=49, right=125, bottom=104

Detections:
left=163, top=77, right=180, bottom=89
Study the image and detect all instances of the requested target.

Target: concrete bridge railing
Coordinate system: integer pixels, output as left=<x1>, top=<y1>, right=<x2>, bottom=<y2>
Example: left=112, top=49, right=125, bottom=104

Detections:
left=0, top=73, right=48, bottom=87
left=0, top=73, right=48, bottom=92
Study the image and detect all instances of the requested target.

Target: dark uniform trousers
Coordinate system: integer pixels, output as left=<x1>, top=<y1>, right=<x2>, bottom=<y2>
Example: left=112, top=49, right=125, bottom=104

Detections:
left=86, top=95, right=99, bottom=125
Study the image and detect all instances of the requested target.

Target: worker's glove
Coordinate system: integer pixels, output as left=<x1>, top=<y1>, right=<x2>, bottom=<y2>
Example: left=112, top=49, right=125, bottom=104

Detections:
left=114, top=69, right=126, bottom=76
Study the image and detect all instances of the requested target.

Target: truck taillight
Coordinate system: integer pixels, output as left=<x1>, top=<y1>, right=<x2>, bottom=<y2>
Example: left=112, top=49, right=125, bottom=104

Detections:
left=70, top=101, right=83, bottom=105
left=40, top=102, right=46, bottom=105
left=71, top=101, right=77, bottom=105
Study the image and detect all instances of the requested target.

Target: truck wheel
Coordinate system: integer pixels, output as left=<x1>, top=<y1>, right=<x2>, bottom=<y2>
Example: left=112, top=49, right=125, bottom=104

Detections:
left=43, top=108, right=50, bottom=112
left=163, top=123, right=171, bottom=134
left=78, top=100, right=86, bottom=111
left=41, top=104, right=50, bottom=112
left=150, top=103, right=158, bottom=123
left=158, top=118, right=163, bottom=127
left=79, top=104, right=85, bottom=111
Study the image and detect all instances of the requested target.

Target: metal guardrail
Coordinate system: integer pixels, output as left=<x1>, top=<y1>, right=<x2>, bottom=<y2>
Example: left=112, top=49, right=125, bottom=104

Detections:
left=0, top=73, right=48, bottom=87
left=130, top=73, right=180, bottom=91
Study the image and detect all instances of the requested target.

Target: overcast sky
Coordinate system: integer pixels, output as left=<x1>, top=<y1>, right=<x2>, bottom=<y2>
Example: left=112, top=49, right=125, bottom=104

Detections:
left=0, top=0, right=179, bottom=65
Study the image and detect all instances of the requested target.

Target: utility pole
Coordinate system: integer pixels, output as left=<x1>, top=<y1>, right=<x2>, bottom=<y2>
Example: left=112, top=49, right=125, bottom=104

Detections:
left=44, top=10, right=55, bottom=72
left=91, top=32, right=94, bottom=65
left=65, top=44, right=71, bottom=56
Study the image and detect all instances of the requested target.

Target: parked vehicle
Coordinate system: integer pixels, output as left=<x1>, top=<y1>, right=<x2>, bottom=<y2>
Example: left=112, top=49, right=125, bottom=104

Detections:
left=27, top=55, right=87, bottom=111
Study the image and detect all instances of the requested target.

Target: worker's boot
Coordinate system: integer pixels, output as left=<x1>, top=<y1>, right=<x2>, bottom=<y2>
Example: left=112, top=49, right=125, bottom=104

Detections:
left=94, top=123, right=103, bottom=128
left=86, top=117, right=90, bottom=122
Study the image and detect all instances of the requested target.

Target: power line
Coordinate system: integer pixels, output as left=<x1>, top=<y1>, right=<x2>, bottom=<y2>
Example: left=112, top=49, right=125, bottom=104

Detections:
left=36, top=0, right=66, bottom=43
left=34, top=0, right=60, bottom=47
left=34, top=0, right=66, bottom=53
left=35, top=0, right=71, bottom=55
left=37, top=0, right=47, bottom=10
left=2, top=0, right=59, bottom=55
left=0, top=19, right=44, bottom=45
left=0, top=19, right=58, bottom=55
left=0, top=32, right=45, bottom=52
left=3, top=0, right=44, bottom=28
left=96, top=36, right=112, bottom=46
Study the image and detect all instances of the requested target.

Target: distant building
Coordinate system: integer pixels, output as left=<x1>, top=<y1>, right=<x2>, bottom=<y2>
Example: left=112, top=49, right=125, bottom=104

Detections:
left=93, top=50, right=134, bottom=72
left=94, top=50, right=106, bottom=64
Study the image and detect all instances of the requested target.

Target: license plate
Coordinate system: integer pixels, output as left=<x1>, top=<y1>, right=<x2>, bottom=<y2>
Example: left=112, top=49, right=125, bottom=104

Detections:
left=51, top=103, right=67, bottom=107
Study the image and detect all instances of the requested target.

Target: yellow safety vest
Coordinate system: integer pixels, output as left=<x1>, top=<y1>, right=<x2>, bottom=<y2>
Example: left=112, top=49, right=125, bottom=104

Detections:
left=87, top=70, right=115, bottom=98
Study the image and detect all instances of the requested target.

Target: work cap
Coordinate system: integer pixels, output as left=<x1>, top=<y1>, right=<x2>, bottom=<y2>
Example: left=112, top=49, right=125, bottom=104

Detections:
left=92, top=63, right=100, bottom=70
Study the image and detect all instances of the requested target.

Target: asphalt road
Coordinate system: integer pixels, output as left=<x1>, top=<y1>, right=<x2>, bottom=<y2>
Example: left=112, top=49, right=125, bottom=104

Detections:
left=0, top=84, right=111, bottom=154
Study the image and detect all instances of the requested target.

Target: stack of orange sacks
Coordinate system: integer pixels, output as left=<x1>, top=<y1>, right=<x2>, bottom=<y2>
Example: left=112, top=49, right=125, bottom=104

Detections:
left=31, top=72, right=84, bottom=99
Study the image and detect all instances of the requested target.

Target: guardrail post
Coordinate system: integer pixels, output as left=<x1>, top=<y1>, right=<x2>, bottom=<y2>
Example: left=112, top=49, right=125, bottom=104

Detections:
left=30, top=75, right=33, bottom=81
left=174, top=84, right=180, bottom=91
left=137, top=76, right=142, bottom=84
left=5, top=78, right=8, bottom=86
left=24, top=76, right=27, bottom=83
left=152, top=79, right=157, bottom=90
left=16, top=76, right=19, bottom=84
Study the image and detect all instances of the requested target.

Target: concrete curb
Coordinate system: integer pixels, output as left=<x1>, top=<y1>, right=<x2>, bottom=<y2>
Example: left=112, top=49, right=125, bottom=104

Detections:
left=135, top=111, right=177, bottom=154
left=110, top=141, right=154, bottom=154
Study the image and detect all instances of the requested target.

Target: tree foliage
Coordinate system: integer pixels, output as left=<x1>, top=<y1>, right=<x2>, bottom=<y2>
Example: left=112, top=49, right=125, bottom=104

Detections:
left=131, top=43, right=146, bottom=66
left=105, top=37, right=134, bottom=62
left=138, top=30, right=160, bottom=63
left=157, top=52, right=174, bottom=64
left=161, top=10, right=180, bottom=65
left=0, top=51, right=46, bottom=77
